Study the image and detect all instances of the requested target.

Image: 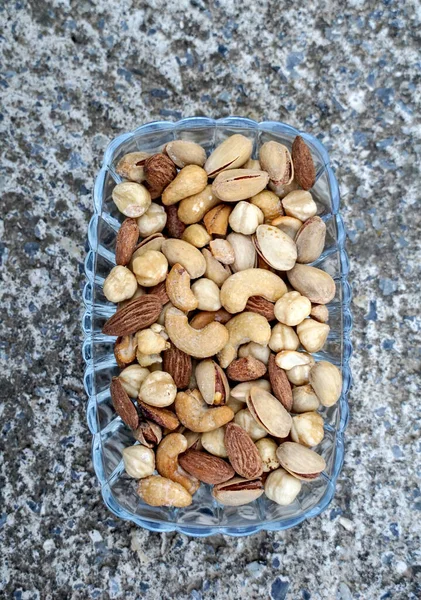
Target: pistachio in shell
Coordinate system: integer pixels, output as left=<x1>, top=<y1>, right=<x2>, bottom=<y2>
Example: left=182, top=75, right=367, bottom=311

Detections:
left=247, top=386, right=292, bottom=438
left=254, top=224, right=297, bottom=271
left=295, top=216, right=326, bottom=264
left=276, top=442, right=326, bottom=480
left=287, top=264, right=336, bottom=305
left=195, top=359, right=230, bottom=405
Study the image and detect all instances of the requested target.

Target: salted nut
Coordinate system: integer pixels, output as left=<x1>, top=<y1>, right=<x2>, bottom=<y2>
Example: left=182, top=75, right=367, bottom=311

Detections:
left=156, top=433, right=200, bottom=495
left=161, top=238, right=206, bottom=279
left=259, top=141, right=294, bottom=185
left=201, top=248, right=231, bottom=287
left=212, top=169, right=269, bottom=202
left=282, top=190, right=317, bottom=222
left=133, top=420, right=163, bottom=448
left=201, top=426, right=228, bottom=458
left=276, top=442, right=326, bottom=480
left=264, top=468, right=302, bottom=506
left=165, top=307, right=229, bottom=358
left=195, top=359, right=230, bottom=405
left=291, top=385, right=320, bottom=413
left=254, top=224, right=297, bottom=271
left=296, top=318, right=330, bottom=353
left=166, top=263, right=198, bottom=312
left=230, top=379, right=271, bottom=402
left=217, top=311, right=271, bottom=368
left=309, top=361, right=342, bottom=406
left=220, top=269, right=287, bottom=314
left=291, top=412, right=325, bottom=447
left=118, top=365, right=150, bottom=398
left=247, top=386, right=292, bottom=438
left=177, top=184, right=220, bottom=225
left=234, top=408, right=268, bottom=442
left=138, top=475, right=192, bottom=507
left=226, top=232, right=257, bottom=273
left=275, top=350, right=313, bottom=371
left=116, top=151, right=150, bottom=183
left=165, top=140, right=207, bottom=168
left=123, top=445, right=155, bottom=479
left=212, top=477, right=264, bottom=506
left=295, top=216, right=326, bottom=264
left=205, top=134, right=253, bottom=177
left=255, top=438, right=280, bottom=472
left=175, top=389, right=234, bottom=433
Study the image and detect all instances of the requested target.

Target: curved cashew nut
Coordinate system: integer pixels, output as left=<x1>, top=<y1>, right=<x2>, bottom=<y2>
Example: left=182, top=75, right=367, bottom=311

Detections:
left=175, top=390, right=234, bottom=433
left=165, top=307, right=229, bottom=358
left=217, top=312, right=271, bottom=368
left=220, top=269, right=287, bottom=313
left=166, top=263, right=198, bottom=312
left=156, top=433, right=200, bottom=495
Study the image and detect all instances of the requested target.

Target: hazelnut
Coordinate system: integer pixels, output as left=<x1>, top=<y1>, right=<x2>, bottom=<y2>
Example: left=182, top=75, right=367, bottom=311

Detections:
left=228, top=201, right=264, bottom=235
left=234, top=408, right=267, bottom=441
left=291, top=385, right=320, bottom=413
left=118, top=365, right=150, bottom=398
left=255, top=438, right=280, bottom=472
left=282, top=190, right=317, bottom=222
left=136, top=203, right=167, bottom=237
left=123, top=445, right=155, bottom=478
left=191, top=278, right=222, bottom=311
left=103, top=266, right=137, bottom=303
left=264, top=468, right=302, bottom=506
left=291, top=412, right=324, bottom=447
left=139, top=371, right=177, bottom=407
left=269, top=323, right=300, bottom=352
left=112, top=182, right=151, bottom=217
left=132, top=250, right=168, bottom=287
left=274, top=291, right=311, bottom=326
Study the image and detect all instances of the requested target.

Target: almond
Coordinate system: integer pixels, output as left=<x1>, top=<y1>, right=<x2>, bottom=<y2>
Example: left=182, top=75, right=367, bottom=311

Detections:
left=102, top=295, right=162, bottom=336
left=165, top=205, right=186, bottom=239
left=110, top=377, right=140, bottom=430
left=224, top=422, right=263, bottom=479
left=115, top=218, right=139, bottom=266
left=226, top=356, right=267, bottom=382
left=245, top=296, right=275, bottom=320
left=178, top=450, right=235, bottom=484
left=268, top=353, right=293, bottom=411
left=137, top=401, right=180, bottom=430
left=148, top=281, right=169, bottom=305
left=144, top=153, right=177, bottom=199
left=162, top=344, right=192, bottom=389
left=292, top=136, right=316, bottom=191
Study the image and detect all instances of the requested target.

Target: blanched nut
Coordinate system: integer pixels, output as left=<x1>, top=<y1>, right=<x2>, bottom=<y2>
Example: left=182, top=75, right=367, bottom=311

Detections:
left=226, top=233, right=257, bottom=272
left=191, top=278, right=222, bottom=311
left=309, top=361, right=342, bottom=407
left=296, top=318, right=330, bottom=353
left=282, top=190, right=317, bottom=222
left=234, top=408, right=267, bottom=441
left=138, top=475, right=192, bottom=507
left=156, top=433, right=200, bottom=495
left=217, top=312, right=271, bottom=368
left=250, top=190, right=284, bottom=222
left=139, top=371, right=177, bottom=407
left=136, top=203, right=167, bottom=236
left=123, top=445, right=155, bottom=478
left=291, top=385, right=320, bottom=413
left=274, top=291, right=311, bottom=326
left=201, top=248, right=231, bottom=287
left=264, top=468, right=302, bottom=506
left=311, top=304, right=329, bottom=323
left=238, top=342, right=270, bottom=365
left=165, top=307, right=229, bottom=358
left=136, top=327, right=170, bottom=355
left=175, top=390, right=234, bottom=433
left=118, top=365, right=150, bottom=398
left=291, top=412, right=325, bottom=447
left=103, top=266, right=138, bottom=303
left=255, top=438, right=280, bottom=472
left=118, top=285, right=146, bottom=310
left=116, top=151, right=150, bottom=183
left=229, top=201, right=264, bottom=235
left=209, top=239, right=235, bottom=265
left=132, top=250, right=168, bottom=287
left=287, top=363, right=313, bottom=386
left=269, top=323, right=299, bottom=352
left=271, top=215, right=303, bottom=239
left=220, top=269, right=287, bottom=314
left=166, top=264, right=198, bottom=312
left=201, top=426, right=228, bottom=457
left=275, top=350, right=313, bottom=371
left=181, top=224, right=212, bottom=248
left=112, top=182, right=151, bottom=217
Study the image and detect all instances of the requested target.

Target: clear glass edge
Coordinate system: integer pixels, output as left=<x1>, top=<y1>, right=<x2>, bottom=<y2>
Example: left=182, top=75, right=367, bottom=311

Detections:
left=82, top=117, right=352, bottom=537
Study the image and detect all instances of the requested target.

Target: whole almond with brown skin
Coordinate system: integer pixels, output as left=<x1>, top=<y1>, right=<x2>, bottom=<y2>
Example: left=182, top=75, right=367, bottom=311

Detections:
left=110, top=377, right=140, bottom=430
left=178, top=450, right=235, bottom=484
left=226, top=356, right=267, bottom=382
left=163, top=344, right=192, bottom=389
left=268, top=353, right=293, bottom=411
left=137, top=400, right=180, bottom=430
left=144, top=153, right=177, bottom=199
left=245, top=296, right=275, bottom=320
left=115, top=218, right=139, bottom=266
left=148, top=281, right=169, bottom=305
left=292, top=136, right=316, bottom=191
left=165, top=205, right=186, bottom=238
left=102, top=295, right=162, bottom=336
left=190, top=309, right=232, bottom=330
left=225, top=422, right=263, bottom=479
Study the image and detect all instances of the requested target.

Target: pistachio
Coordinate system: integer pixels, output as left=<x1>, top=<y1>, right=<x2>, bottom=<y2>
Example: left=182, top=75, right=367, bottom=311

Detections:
left=291, top=412, right=325, bottom=447
left=212, top=476, right=264, bottom=506
left=282, top=190, right=317, bottom=222
left=276, top=442, right=326, bottom=480
left=242, top=158, right=261, bottom=170
left=133, top=420, right=163, bottom=448
left=259, top=141, right=294, bottom=185
left=205, top=134, right=253, bottom=177
left=165, top=140, right=206, bottom=168
left=247, top=386, right=292, bottom=438
left=212, top=169, right=269, bottom=202
left=291, top=385, right=320, bottom=413
left=269, top=179, right=300, bottom=199
left=287, top=264, right=336, bottom=305
left=295, top=216, right=326, bottom=264
left=195, top=359, right=230, bottom=405
left=296, top=318, right=330, bottom=353
left=229, top=379, right=271, bottom=402
left=254, top=224, right=297, bottom=271
left=309, top=361, right=342, bottom=407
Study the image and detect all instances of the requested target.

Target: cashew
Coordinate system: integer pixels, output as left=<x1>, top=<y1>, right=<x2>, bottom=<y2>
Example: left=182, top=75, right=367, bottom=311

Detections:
left=202, top=248, right=231, bottom=287
left=175, top=389, right=234, bottom=432
left=165, top=307, right=229, bottom=358
left=220, top=269, right=287, bottom=314
left=161, top=239, right=206, bottom=279
left=182, top=224, right=212, bottom=248
left=137, top=475, right=192, bottom=507
left=177, top=184, right=220, bottom=225
left=156, top=433, right=200, bottom=495
left=166, top=263, right=198, bottom=312
left=217, top=312, right=271, bottom=368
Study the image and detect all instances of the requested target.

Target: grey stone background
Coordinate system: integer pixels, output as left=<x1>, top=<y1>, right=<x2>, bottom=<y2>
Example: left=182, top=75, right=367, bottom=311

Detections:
left=1, top=0, right=420, bottom=598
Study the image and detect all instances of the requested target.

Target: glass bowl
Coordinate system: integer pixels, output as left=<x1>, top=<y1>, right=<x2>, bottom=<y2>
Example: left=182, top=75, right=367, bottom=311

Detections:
left=82, top=117, right=352, bottom=537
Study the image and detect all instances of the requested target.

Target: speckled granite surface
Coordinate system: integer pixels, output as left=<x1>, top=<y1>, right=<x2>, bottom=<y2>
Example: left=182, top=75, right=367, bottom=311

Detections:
left=1, top=1, right=420, bottom=598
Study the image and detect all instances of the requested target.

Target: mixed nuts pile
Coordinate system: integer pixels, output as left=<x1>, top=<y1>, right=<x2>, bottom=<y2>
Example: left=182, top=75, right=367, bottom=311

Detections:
left=102, top=132, right=342, bottom=509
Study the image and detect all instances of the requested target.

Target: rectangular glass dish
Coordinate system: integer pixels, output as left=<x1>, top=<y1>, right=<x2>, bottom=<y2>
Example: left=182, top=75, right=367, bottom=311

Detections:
left=82, top=117, right=352, bottom=536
